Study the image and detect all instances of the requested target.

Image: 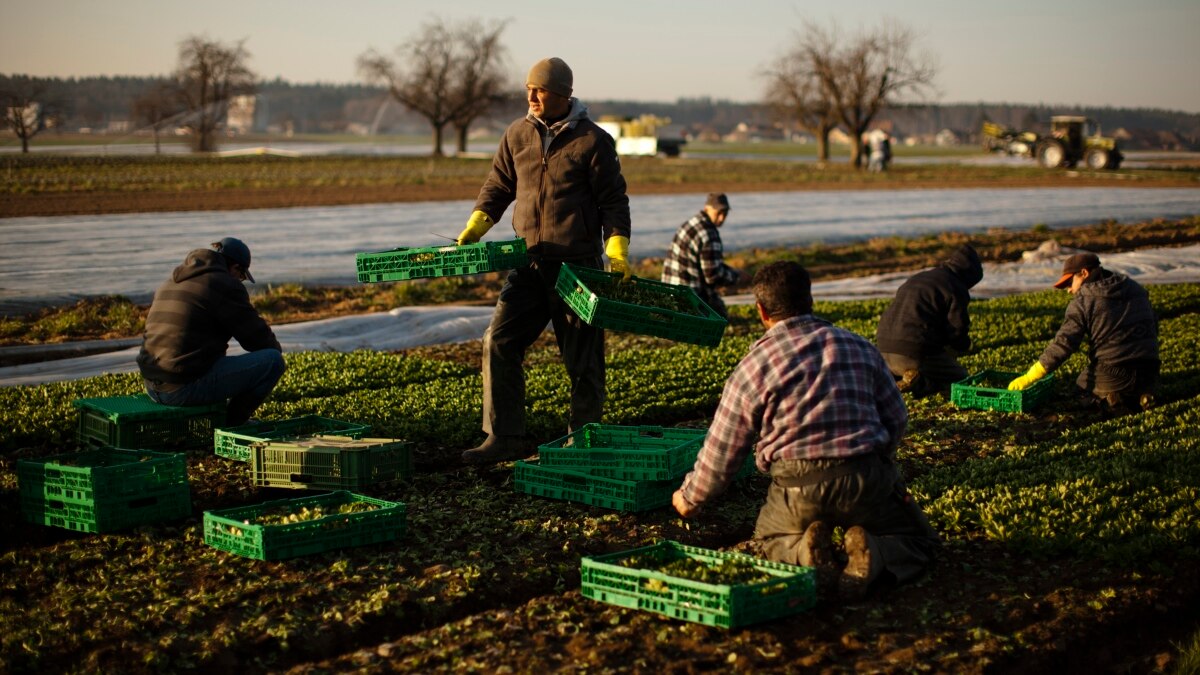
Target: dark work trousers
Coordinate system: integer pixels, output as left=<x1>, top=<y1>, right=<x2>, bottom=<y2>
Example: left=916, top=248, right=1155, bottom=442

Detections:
left=1079, top=358, right=1160, bottom=409
left=755, top=454, right=940, bottom=585
left=882, top=351, right=969, bottom=397
left=144, top=349, right=286, bottom=427
left=482, top=259, right=605, bottom=438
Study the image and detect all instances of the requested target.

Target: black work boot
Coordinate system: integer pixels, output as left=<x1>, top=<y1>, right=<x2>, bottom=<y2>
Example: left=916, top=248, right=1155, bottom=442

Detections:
left=461, top=435, right=535, bottom=465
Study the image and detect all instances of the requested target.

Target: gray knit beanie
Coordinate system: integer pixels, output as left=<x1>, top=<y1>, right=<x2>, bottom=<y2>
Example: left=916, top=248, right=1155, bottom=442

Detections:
left=526, top=57, right=573, bottom=98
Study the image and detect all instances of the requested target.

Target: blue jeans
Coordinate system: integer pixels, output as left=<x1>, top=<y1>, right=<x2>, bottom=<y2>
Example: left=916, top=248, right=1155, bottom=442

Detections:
left=145, top=349, right=286, bottom=426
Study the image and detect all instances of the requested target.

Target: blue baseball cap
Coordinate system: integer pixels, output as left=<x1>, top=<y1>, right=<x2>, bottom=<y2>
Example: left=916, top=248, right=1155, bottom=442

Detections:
left=212, top=237, right=255, bottom=283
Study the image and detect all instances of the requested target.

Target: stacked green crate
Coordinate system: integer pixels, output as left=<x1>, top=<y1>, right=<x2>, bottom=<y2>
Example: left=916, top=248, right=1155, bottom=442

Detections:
left=513, top=424, right=755, bottom=512
left=18, top=447, right=191, bottom=533
left=248, top=434, right=412, bottom=490
left=214, top=415, right=372, bottom=462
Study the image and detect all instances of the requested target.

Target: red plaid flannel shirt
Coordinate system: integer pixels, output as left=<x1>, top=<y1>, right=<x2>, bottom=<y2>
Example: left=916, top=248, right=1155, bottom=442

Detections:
left=679, top=315, right=907, bottom=507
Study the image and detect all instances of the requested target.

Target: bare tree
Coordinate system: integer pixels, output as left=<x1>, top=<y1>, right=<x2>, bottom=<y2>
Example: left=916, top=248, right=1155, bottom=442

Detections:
left=359, top=17, right=512, bottom=157
left=803, top=20, right=937, bottom=168
left=448, top=20, right=513, bottom=154
left=761, top=50, right=840, bottom=164
left=1, top=76, right=62, bottom=153
left=132, top=82, right=185, bottom=154
left=174, top=36, right=257, bottom=152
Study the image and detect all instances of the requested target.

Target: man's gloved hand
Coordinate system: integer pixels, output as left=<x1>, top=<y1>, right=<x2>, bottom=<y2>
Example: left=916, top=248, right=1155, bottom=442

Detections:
left=1007, top=362, right=1047, bottom=391
left=456, top=211, right=494, bottom=245
left=606, top=235, right=631, bottom=281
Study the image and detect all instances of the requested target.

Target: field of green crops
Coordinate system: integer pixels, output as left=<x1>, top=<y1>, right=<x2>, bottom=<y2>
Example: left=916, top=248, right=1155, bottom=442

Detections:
left=2, top=283, right=1198, bottom=673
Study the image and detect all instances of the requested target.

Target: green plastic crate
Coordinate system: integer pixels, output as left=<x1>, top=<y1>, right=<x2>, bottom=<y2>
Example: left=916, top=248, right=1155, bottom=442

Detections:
left=555, top=264, right=727, bottom=347
left=215, top=415, right=372, bottom=463
left=538, top=424, right=708, bottom=481
left=356, top=238, right=528, bottom=282
left=951, top=369, right=1055, bottom=413
left=203, top=491, right=405, bottom=560
left=73, top=394, right=226, bottom=449
left=581, top=540, right=816, bottom=628
left=18, top=448, right=192, bottom=533
left=248, top=435, right=412, bottom=490
left=513, top=460, right=680, bottom=512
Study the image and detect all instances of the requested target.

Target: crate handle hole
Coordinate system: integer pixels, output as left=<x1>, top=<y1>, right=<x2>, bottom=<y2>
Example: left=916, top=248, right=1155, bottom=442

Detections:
left=290, top=474, right=314, bottom=483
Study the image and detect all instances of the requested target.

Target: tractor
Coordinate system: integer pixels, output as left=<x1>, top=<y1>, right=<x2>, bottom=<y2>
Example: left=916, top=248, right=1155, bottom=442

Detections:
left=981, top=115, right=1123, bottom=170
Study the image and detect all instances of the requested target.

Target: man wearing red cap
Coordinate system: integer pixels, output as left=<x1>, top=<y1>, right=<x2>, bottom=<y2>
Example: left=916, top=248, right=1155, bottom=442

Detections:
left=456, top=57, right=632, bottom=464
left=1007, top=252, right=1159, bottom=414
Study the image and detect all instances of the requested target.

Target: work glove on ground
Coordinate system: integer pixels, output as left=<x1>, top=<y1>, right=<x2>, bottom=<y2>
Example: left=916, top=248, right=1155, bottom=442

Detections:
left=1008, top=362, right=1047, bottom=391
left=457, top=211, right=494, bottom=245
left=606, top=235, right=632, bottom=281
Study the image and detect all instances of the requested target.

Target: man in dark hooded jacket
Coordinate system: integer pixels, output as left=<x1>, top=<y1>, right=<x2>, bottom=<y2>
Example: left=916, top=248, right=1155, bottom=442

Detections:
left=137, top=237, right=285, bottom=426
left=875, top=244, right=984, bottom=397
left=1008, top=252, right=1158, bottom=414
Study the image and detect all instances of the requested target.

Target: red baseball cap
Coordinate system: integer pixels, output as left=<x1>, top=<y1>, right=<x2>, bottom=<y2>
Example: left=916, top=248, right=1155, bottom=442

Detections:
left=1053, top=252, right=1100, bottom=289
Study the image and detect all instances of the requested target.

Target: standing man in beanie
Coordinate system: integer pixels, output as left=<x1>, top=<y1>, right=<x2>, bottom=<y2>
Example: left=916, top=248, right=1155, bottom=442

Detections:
left=661, top=192, right=740, bottom=319
left=1008, top=252, right=1159, bottom=414
left=137, top=237, right=285, bottom=426
left=673, top=262, right=938, bottom=601
left=876, top=244, right=984, bottom=398
left=456, top=57, right=632, bottom=464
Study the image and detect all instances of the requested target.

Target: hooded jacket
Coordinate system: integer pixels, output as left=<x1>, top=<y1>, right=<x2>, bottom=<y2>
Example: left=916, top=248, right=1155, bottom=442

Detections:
left=137, top=249, right=281, bottom=385
left=473, top=99, right=631, bottom=262
left=1038, top=269, right=1158, bottom=373
left=875, top=245, right=984, bottom=358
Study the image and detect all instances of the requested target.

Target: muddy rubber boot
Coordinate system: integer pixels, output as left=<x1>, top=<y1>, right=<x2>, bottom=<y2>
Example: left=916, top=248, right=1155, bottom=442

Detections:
left=797, top=521, right=839, bottom=599
left=461, top=435, right=536, bottom=465
left=840, top=526, right=883, bottom=602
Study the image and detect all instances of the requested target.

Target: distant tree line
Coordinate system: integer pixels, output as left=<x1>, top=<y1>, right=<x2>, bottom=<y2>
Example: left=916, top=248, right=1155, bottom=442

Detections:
left=4, top=23, right=1198, bottom=156
left=8, top=73, right=1194, bottom=144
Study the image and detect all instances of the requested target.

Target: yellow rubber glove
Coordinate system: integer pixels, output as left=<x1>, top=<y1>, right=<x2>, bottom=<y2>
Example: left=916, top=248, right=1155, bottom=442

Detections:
left=606, top=235, right=631, bottom=281
left=456, top=211, right=494, bottom=245
left=1007, top=362, right=1047, bottom=391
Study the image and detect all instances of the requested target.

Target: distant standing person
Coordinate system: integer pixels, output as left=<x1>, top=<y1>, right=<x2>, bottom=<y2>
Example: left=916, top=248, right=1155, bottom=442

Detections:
left=673, top=262, right=939, bottom=600
left=455, top=57, right=632, bottom=464
left=867, top=131, right=892, bottom=172
left=1008, top=252, right=1159, bottom=415
left=137, top=237, right=285, bottom=426
left=661, top=192, right=740, bottom=319
left=876, top=244, right=983, bottom=398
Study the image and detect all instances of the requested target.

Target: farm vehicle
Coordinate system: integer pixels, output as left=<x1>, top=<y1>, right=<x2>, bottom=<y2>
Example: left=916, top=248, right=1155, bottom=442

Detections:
left=596, top=114, right=686, bottom=157
left=981, top=115, right=1123, bottom=170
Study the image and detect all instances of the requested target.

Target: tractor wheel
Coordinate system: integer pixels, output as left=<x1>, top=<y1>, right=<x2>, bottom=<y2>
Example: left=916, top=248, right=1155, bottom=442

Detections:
left=1085, top=148, right=1112, bottom=170
left=1037, top=140, right=1066, bottom=168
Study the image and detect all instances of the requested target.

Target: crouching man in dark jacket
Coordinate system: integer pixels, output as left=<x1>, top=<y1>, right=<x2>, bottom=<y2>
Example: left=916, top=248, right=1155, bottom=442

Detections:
left=1008, top=252, right=1159, bottom=415
left=875, top=244, right=983, bottom=397
left=137, top=237, right=285, bottom=426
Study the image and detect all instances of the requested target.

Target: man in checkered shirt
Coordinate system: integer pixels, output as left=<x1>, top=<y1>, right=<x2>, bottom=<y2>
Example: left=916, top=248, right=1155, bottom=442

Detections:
left=660, top=193, right=740, bottom=318
left=672, top=262, right=939, bottom=600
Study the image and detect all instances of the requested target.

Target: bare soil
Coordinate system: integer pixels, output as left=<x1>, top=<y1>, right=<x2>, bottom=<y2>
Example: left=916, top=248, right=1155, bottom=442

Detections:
left=1, top=175, right=1193, bottom=218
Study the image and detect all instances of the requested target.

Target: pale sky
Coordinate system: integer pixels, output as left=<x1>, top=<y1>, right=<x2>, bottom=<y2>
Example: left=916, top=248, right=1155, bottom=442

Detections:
left=2, top=0, right=1198, bottom=112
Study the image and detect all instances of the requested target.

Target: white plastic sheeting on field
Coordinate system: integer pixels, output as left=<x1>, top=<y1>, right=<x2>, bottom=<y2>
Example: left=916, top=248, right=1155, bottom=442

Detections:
left=3, top=186, right=1199, bottom=313
left=2, top=243, right=1197, bottom=387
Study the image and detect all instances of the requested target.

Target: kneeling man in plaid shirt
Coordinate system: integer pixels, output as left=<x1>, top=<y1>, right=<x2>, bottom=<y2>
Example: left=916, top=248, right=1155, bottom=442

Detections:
left=673, top=261, right=939, bottom=600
